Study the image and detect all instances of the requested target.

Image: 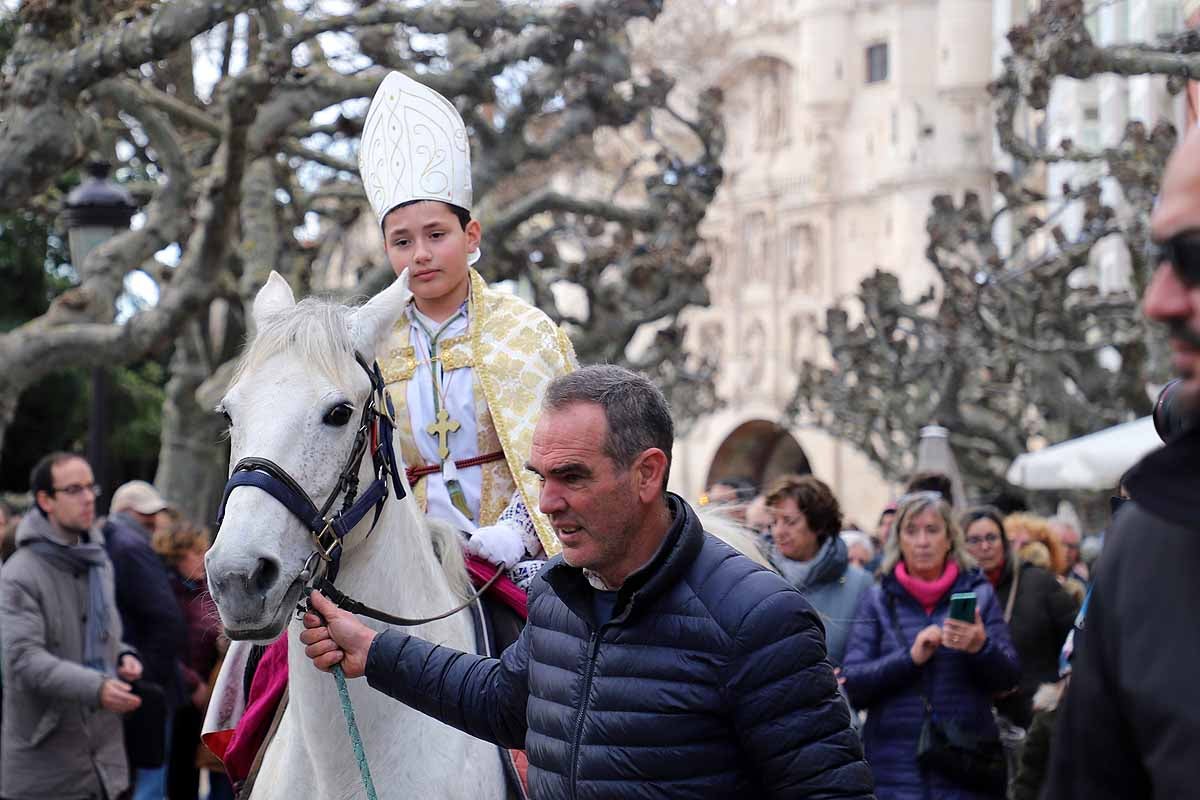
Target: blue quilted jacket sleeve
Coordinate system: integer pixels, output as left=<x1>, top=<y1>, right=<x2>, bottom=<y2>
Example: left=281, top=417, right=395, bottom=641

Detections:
left=364, top=623, right=530, bottom=749
left=723, top=582, right=876, bottom=798
left=842, top=587, right=921, bottom=709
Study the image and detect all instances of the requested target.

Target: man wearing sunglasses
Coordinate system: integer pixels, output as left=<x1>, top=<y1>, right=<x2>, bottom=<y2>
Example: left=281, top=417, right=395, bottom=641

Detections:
left=1046, top=126, right=1200, bottom=799
left=0, top=452, right=143, bottom=800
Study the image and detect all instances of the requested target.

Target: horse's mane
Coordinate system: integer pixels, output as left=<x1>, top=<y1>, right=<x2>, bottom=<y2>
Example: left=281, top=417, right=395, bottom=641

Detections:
left=235, top=297, right=367, bottom=393
left=235, top=294, right=472, bottom=596
left=426, top=516, right=472, bottom=598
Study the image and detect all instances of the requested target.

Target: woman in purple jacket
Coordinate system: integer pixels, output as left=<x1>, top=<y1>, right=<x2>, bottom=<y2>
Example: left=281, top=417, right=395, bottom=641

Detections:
left=843, top=492, right=1020, bottom=800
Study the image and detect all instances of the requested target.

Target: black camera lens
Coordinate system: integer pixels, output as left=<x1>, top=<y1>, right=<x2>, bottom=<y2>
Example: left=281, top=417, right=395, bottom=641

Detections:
left=1154, top=378, right=1195, bottom=442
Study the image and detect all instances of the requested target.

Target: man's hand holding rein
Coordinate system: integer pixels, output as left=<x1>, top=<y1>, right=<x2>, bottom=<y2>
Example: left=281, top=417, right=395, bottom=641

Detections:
left=300, top=590, right=378, bottom=680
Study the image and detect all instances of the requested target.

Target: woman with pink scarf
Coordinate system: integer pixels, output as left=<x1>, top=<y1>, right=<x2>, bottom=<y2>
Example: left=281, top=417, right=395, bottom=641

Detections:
left=843, top=492, right=1020, bottom=800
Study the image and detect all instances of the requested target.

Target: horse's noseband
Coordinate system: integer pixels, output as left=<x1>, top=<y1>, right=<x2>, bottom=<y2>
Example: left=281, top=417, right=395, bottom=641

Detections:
left=215, top=354, right=405, bottom=585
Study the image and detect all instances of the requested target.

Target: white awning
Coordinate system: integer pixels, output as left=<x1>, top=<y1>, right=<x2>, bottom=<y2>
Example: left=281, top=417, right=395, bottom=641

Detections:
left=1006, top=417, right=1161, bottom=491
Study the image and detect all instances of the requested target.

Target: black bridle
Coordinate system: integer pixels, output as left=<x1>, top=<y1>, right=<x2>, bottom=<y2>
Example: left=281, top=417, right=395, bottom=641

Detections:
left=216, top=354, right=404, bottom=586
left=214, top=354, right=500, bottom=627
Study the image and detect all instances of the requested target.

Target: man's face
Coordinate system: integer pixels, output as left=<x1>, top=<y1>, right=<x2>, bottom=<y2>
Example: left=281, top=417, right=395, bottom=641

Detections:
left=38, top=457, right=97, bottom=534
left=529, top=403, right=642, bottom=575
left=382, top=201, right=481, bottom=309
left=132, top=511, right=159, bottom=536
left=1054, top=524, right=1081, bottom=569
left=1148, top=127, right=1200, bottom=408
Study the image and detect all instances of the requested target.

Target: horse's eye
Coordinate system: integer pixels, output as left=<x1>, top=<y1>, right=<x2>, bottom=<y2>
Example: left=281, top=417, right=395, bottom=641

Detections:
left=323, top=403, right=354, bottom=427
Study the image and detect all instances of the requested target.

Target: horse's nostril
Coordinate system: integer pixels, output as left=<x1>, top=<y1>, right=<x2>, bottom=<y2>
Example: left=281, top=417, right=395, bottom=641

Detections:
left=251, top=557, right=280, bottom=594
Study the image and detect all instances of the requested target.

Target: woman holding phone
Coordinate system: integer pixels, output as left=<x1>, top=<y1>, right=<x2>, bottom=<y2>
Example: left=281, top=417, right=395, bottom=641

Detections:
left=960, top=507, right=1078, bottom=730
left=843, top=492, right=1020, bottom=799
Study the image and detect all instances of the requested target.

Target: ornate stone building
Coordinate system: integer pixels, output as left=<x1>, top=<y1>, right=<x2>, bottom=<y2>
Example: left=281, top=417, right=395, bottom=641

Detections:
left=994, top=0, right=1190, bottom=290
left=666, top=0, right=996, bottom=519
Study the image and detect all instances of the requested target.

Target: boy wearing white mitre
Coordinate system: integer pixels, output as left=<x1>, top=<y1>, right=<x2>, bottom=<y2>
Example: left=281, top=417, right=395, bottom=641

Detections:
left=358, top=72, right=576, bottom=586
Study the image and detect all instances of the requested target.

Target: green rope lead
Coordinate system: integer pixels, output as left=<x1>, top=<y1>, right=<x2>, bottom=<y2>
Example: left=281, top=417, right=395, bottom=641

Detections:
left=333, top=663, right=379, bottom=800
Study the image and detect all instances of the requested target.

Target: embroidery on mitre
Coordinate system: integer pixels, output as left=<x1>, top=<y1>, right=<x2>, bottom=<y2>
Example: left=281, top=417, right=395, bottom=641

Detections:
left=358, top=72, right=473, bottom=226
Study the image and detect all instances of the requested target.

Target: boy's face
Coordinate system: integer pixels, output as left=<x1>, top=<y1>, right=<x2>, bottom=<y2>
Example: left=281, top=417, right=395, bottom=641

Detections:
left=382, top=201, right=481, bottom=311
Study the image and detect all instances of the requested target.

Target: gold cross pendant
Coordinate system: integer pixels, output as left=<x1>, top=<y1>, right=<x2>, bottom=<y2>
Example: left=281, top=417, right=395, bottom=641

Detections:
left=426, top=408, right=461, bottom=461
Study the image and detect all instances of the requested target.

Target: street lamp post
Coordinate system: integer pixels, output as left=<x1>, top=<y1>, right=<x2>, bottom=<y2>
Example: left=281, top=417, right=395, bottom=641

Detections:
left=916, top=423, right=967, bottom=509
left=61, top=161, right=137, bottom=510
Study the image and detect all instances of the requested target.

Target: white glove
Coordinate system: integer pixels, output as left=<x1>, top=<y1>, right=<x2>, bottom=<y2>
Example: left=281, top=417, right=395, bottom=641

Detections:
left=464, top=523, right=528, bottom=569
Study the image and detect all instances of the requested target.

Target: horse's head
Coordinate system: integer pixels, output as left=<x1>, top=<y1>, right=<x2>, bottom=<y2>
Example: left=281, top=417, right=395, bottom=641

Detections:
left=206, top=271, right=410, bottom=640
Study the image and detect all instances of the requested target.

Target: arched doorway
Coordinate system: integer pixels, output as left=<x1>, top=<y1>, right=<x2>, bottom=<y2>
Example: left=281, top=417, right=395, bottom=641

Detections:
left=704, top=420, right=810, bottom=494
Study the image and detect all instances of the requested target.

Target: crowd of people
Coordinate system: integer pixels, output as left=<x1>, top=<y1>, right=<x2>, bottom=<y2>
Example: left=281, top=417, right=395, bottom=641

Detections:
left=702, top=466, right=1099, bottom=799
left=0, top=434, right=1108, bottom=800
left=3, top=75, right=1200, bottom=800
left=0, top=457, right=232, bottom=800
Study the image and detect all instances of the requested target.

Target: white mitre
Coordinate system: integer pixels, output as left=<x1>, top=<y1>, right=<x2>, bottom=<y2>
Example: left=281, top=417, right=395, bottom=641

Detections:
left=359, top=72, right=474, bottom=228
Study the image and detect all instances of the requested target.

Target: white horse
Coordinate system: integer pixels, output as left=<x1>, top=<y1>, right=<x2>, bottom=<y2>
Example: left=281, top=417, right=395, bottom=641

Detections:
left=204, top=273, right=506, bottom=799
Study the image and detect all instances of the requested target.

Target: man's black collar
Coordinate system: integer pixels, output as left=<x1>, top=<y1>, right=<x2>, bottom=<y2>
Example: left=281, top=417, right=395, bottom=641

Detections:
left=1125, top=423, right=1200, bottom=528
left=541, top=493, right=705, bottom=629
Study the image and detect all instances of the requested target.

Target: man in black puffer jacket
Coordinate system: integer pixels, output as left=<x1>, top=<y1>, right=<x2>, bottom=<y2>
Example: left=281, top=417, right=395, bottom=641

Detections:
left=1044, top=124, right=1200, bottom=799
left=302, top=365, right=874, bottom=799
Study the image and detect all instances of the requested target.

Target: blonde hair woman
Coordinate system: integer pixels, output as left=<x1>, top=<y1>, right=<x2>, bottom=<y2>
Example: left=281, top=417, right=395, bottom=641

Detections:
left=1004, top=513, right=1067, bottom=576
left=1005, top=513, right=1085, bottom=605
left=843, top=493, right=1020, bottom=799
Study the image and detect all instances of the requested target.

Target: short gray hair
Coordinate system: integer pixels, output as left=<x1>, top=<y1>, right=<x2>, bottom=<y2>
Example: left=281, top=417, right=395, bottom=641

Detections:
left=840, top=529, right=876, bottom=561
left=543, top=365, right=674, bottom=490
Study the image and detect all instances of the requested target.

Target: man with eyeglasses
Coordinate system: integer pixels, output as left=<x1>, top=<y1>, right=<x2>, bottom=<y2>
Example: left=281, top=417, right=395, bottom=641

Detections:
left=0, top=452, right=143, bottom=800
left=1045, top=125, right=1200, bottom=799
left=1048, top=519, right=1089, bottom=587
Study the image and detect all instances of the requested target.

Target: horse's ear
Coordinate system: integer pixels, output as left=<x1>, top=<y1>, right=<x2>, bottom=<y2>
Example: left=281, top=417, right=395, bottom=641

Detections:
left=350, top=275, right=411, bottom=359
left=253, top=271, right=296, bottom=324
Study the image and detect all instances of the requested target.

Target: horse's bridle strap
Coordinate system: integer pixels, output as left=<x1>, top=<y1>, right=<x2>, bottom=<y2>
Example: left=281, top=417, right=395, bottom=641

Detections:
left=217, top=458, right=324, bottom=532
left=217, top=352, right=488, bottom=630
left=316, top=566, right=504, bottom=628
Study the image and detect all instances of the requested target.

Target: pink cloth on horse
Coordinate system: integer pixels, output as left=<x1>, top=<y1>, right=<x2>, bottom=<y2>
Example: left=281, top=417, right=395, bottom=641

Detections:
left=202, top=558, right=527, bottom=785
left=466, top=554, right=528, bottom=619
left=220, top=636, right=289, bottom=783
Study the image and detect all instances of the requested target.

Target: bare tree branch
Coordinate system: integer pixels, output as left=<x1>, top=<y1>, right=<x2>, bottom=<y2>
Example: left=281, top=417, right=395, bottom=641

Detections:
left=0, top=0, right=263, bottom=211
left=0, top=19, right=288, bottom=455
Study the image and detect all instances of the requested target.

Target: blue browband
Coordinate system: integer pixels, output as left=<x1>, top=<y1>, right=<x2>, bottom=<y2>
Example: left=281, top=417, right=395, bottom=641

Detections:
left=214, top=355, right=405, bottom=585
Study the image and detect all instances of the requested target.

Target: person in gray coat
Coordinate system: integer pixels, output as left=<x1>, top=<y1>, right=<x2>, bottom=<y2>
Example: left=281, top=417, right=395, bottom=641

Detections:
left=761, top=474, right=874, bottom=664
left=0, top=452, right=143, bottom=800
